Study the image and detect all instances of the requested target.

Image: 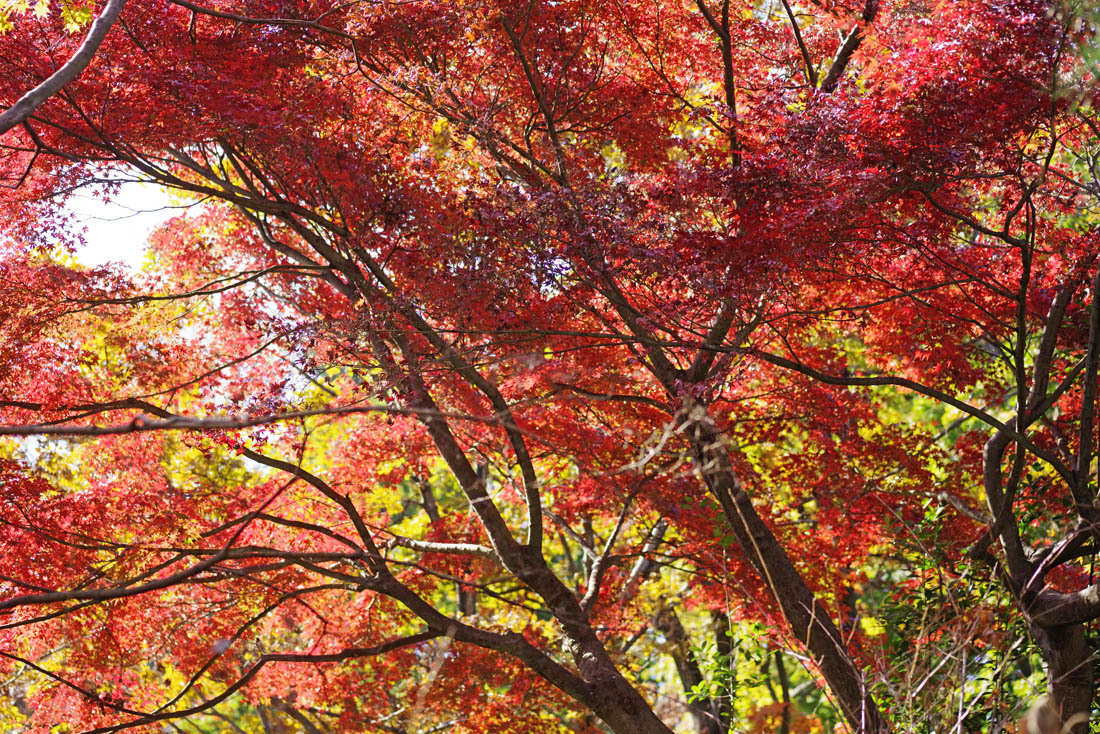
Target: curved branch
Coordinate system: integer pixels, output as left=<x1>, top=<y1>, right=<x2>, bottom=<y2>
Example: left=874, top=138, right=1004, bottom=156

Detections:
left=82, top=631, right=441, bottom=734
left=165, top=0, right=353, bottom=40
left=1029, top=584, right=1100, bottom=627
left=752, top=349, right=1075, bottom=486
left=0, top=0, right=126, bottom=135
left=0, top=402, right=510, bottom=436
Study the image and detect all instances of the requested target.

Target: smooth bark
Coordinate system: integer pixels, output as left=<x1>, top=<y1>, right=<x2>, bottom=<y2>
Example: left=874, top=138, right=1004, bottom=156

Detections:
left=0, top=0, right=126, bottom=135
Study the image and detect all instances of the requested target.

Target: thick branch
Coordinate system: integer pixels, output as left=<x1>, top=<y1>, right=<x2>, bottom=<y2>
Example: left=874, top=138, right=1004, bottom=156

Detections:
left=819, top=0, right=878, bottom=92
left=678, top=400, right=887, bottom=733
left=1075, top=265, right=1100, bottom=493
left=0, top=0, right=126, bottom=135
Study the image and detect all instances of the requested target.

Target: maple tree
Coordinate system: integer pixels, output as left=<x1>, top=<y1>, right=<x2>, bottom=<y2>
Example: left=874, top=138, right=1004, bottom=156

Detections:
left=0, top=0, right=1098, bottom=732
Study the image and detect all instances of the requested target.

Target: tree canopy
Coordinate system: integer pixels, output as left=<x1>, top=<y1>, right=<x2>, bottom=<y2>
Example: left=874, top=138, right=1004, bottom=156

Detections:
left=0, top=0, right=1098, bottom=732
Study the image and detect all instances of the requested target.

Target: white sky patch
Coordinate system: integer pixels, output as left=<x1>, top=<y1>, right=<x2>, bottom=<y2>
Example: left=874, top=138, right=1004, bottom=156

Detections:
left=68, top=181, right=181, bottom=271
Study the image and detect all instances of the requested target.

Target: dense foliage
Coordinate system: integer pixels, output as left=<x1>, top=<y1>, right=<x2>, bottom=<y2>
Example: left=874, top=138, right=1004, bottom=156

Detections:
left=0, top=0, right=1098, bottom=732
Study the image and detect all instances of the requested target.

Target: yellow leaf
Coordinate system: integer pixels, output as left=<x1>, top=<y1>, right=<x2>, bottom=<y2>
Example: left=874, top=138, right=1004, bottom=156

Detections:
left=860, top=616, right=886, bottom=637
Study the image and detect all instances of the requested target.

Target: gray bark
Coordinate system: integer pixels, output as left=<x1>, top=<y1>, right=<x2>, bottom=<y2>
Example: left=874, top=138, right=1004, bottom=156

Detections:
left=1031, top=623, right=1092, bottom=734
left=0, top=0, right=126, bottom=135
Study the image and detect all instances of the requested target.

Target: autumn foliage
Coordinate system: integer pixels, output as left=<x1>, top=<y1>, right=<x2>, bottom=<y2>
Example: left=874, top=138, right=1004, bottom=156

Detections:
left=0, top=0, right=1098, bottom=732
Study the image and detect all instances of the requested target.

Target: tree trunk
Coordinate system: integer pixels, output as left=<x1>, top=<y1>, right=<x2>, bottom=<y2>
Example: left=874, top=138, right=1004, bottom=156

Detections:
left=654, top=606, right=725, bottom=734
left=684, top=404, right=888, bottom=733
left=583, top=680, right=678, bottom=734
left=1032, top=622, right=1092, bottom=734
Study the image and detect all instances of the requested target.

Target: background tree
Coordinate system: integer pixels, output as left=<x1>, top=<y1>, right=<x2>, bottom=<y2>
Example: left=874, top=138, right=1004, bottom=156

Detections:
left=0, top=0, right=1096, bottom=732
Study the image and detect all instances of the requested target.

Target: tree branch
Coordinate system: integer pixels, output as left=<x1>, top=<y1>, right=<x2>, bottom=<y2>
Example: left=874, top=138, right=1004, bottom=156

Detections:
left=779, top=0, right=818, bottom=87
left=0, top=0, right=126, bottom=135
left=818, top=0, right=878, bottom=92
